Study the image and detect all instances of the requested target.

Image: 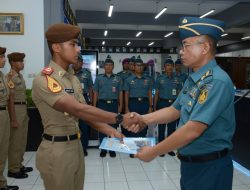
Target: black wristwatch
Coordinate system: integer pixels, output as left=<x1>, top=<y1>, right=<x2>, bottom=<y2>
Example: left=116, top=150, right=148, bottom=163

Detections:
left=115, top=113, right=123, bottom=125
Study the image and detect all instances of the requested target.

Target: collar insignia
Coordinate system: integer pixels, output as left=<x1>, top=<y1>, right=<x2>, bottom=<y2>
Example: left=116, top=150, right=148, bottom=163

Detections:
left=42, top=67, right=54, bottom=75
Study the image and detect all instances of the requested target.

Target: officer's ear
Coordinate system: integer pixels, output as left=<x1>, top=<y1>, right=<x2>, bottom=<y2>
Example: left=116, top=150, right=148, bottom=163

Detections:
left=202, top=41, right=210, bottom=55
left=52, top=43, right=62, bottom=53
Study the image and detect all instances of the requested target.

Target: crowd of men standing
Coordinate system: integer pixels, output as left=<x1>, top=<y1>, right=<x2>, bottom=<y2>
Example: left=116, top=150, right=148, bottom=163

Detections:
left=0, top=48, right=33, bottom=190
left=0, top=45, right=187, bottom=190
left=73, top=52, right=187, bottom=158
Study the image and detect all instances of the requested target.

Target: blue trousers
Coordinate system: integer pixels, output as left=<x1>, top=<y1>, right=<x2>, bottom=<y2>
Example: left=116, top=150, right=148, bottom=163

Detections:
left=97, top=100, right=118, bottom=145
left=157, top=100, right=177, bottom=143
left=78, top=93, right=91, bottom=150
left=180, top=155, right=233, bottom=190
left=78, top=119, right=89, bottom=150
left=128, top=98, right=148, bottom=137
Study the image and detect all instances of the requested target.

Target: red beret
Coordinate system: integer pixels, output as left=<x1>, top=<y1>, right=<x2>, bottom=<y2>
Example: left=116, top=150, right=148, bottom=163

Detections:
left=45, top=23, right=80, bottom=43
left=7, top=52, right=25, bottom=62
left=0, top=47, right=6, bottom=55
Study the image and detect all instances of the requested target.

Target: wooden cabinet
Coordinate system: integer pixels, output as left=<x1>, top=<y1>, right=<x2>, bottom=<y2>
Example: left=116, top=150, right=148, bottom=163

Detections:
left=216, top=57, right=250, bottom=89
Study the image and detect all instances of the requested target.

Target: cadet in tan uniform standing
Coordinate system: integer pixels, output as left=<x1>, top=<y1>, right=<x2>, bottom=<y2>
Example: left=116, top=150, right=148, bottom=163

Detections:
left=0, top=47, right=18, bottom=190
left=6, top=52, right=33, bottom=179
left=32, top=23, right=133, bottom=190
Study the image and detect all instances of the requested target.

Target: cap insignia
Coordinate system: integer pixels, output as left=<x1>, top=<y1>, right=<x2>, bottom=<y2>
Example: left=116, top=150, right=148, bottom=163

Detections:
left=182, top=18, right=188, bottom=24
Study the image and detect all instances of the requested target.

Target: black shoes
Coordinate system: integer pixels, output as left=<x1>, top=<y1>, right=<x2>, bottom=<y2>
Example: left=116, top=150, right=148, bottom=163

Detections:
left=20, top=166, right=33, bottom=173
left=109, top=151, right=116, bottom=158
left=7, top=171, right=28, bottom=179
left=168, top=151, right=176, bottom=156
left=0, top=185, right=19, bottom=190
left=84, top=149, right=88, bottom=156
left=129, top=154, right=134, bottom=158
left=100, top=150, right=107, bottom=157
left=160, top=154, right=165, bottom=157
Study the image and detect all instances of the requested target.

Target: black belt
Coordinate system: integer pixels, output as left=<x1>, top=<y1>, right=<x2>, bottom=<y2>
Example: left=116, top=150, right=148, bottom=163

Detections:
left=177, top=149, right=229, bottom=163
left=0, top=106, right=7, bottom=111
left=130, top=97, right=148, bottom=101
left=159, top=98, right=174, bottom=103
left=98, top=99, right=117, bottom=104
left=42, top=133, right=80, bottom=142
left=14, top=102, right=26, bottom=105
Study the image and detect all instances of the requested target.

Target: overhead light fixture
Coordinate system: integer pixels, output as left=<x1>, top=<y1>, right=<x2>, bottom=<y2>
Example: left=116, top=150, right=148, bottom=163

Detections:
left=104, top=30, right=108, bottom=36
left=164, top=32, right=173, bottom=38
left=126, top=41, right=131, bottom=46
left=221, top=33, right=228, bottom=37
left=241, top=36, right=250, bottom=40
left=148, top=42, right=154, bottom=46
left=155, top=7, right=167, bottom=19
left=136, top=31, right=142, bottom=37
left=108, top=4, right=114, bottom=17
left=102, top=41, right=105, bottom=45
left=200, top=9, right=215, bottom=18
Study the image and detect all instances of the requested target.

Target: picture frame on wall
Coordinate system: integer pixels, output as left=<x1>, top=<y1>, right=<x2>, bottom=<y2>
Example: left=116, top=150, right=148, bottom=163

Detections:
left=0, top=13, right=24, bottom=35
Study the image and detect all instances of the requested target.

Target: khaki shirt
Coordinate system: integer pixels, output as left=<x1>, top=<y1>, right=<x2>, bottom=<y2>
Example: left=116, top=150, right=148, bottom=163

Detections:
left=32, top=60, right=85, bottom=135
left=0, top=71, right=9, bottom=106
left=7, top=69, right=26, bottom=102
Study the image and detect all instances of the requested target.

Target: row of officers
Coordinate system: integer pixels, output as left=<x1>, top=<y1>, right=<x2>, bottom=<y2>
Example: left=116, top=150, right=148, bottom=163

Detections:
left=0, top=48, right=33, bottom=190
left=73, top=54, right=187, bottom=158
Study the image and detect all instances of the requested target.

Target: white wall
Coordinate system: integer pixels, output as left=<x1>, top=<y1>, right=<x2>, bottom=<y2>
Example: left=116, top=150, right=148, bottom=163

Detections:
left=0, top=0, right=44, bottom=88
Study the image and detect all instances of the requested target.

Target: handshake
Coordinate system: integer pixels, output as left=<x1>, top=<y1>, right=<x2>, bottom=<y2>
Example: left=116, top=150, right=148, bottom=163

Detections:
left=121, top=112, right=147, bottom=133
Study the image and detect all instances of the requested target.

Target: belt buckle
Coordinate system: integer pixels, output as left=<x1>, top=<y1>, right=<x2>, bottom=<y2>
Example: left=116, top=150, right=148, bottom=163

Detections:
left=77, top=132, right=81, bottom=139
left=107, top=100, right=111, bottom=104
left=138, top=98, right=142, bottom=101
left=169, top=100, right=173, bottom=103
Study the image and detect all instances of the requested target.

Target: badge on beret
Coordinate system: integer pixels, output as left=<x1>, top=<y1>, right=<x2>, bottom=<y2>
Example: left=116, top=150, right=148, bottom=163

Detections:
left=8, top=80, right=15, bottom=89
left=182, top=18, right=188, bottom=24
left=42, top=67, right=54, bottom=75
left=46, top=75, right=62, bottom=93
left=198, top=89, right=208, bottom=104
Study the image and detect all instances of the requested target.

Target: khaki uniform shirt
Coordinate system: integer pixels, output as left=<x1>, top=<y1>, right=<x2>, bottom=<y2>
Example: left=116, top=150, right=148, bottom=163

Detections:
left=7, top=69, right=26, bottom=102
left=32, top=60, right=85, bottom=136
left=0, top=71, right=9, bottom=106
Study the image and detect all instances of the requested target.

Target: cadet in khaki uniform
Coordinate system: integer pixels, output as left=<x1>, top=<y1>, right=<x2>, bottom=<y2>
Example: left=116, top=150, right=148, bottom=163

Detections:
left=6, top=53, right=33, bottom=179
left=0, top=47, right=18, bottom=190
left=32, top=23, right=128, bottom=190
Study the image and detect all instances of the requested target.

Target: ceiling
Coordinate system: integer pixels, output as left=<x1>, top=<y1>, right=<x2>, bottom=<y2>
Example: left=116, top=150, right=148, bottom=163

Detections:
left=69, top=0, right=250, bottom=49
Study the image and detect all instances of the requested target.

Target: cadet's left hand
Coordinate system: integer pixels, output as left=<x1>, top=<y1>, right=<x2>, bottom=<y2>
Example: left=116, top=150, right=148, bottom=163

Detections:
left=110, top=130, right=125, bottom=139
left=135, top=146, right=157, bottom=162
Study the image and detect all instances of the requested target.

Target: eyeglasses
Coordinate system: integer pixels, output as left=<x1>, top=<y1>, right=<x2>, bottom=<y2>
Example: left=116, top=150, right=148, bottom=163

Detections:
left=179, top=41, right=204, bottom=51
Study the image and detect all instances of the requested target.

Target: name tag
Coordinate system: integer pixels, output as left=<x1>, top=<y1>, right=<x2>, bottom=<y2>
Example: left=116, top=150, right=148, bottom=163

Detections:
left=112, top=86, right=116, bottom=92
left=65, top=89, right=74, bottom=93
left=172, top=89, right=177, bottom=96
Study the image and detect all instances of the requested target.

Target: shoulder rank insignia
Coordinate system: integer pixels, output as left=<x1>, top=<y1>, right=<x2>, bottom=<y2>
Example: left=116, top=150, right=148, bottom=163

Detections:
left=46, top=75, right=62, bottom=93
left=201, top=70, right=212, bottom=81
left=198, top=89, right=208, bottom=104
left=42, top=67, right=54, bottom=76
left=8, top=80, right=15, bottom=89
